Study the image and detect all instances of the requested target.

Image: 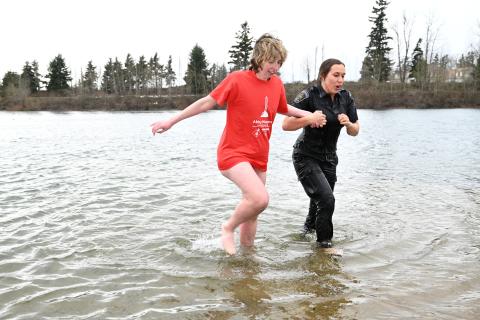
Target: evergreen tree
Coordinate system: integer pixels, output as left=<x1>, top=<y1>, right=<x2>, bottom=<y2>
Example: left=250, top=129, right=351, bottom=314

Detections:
left=360, top=55, right=374, bottom=81
left=149, top=53, right=164, bottom=94
left=457, top=51, right=476, bottom=68
left=3, top=72, right=20, bottom=87
left=184, top=45, right=209, bottom=94
left=431, top=53, right=449, bottom=83
left=83, top=61, right=98, bottom=94
left=165, top=55, right=176, bottom=89
left=46, top=54, right=72, bottom=91
left=457, top=54, right=466, bottom=67
left=439, top=54, right=450, bottom=83
left=228, top=21, right=254, bottom=71
left=465, top=51, right=476, bottom=67
left=1, top=71, right=20, bottom=97
left=218, top=64, right=228, bottom=80
left=440, top=55, right=450, bottom=69
left=409, top=38, right=426, bottom=83
left=31, top=60, right=42, bottom=92
left=432, top=53, right=439, bottom=66
left=209, top=63, right=227, bottom=90
left=101, top=59, right=115, bottom=94
left=20, top=62, right=36, bottom=94
left=113, top=58, right=125, bottom=94
left=136, top=55, right=148, bottom=93
left=124, top=54, right=136, bottom=94
left=361, top=0, right=392, bottom=82
left=473, top=57, right=480, bottom=89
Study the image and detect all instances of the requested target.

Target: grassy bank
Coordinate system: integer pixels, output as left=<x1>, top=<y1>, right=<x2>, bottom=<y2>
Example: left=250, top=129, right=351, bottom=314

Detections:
left=1, top=82, right=479, bottom=111
left=286, top=82, right=480, bottom=109
left=0, top=94, right=200, bottom=112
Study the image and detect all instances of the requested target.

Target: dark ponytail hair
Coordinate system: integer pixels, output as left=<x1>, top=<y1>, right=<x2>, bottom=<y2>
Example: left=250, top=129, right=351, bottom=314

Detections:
left=317, top=58, right=345, bottom=86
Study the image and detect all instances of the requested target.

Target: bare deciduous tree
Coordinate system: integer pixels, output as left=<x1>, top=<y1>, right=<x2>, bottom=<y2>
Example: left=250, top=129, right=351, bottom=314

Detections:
left=392, top=12, right=414, bottom=85
left=304, top=56, right=311, bottom=83
left=424, top=15, right=442, bottom=85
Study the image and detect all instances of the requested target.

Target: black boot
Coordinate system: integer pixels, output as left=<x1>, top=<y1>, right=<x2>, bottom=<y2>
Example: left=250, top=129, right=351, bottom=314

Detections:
left=316, top=240, right=332, bottom=248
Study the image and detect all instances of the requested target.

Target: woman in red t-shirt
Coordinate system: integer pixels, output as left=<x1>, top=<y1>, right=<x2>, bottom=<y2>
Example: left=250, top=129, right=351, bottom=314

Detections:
left=151, top=34, right=323, bottom=255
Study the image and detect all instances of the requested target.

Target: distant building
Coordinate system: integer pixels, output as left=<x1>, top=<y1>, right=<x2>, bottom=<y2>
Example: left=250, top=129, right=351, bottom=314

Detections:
left=390, top=66, right=474, bottom=84
left=389, top=69, right=413, bottom=84
left=446, top=66, right=474, bottom=83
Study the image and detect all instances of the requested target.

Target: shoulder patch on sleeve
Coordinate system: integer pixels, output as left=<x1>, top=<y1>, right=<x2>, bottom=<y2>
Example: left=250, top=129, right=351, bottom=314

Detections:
left=347, top=90, right=354, bottom=101
left=340, top=89, right=353, bottom=99
left=293, top=90, right=309, bottom=104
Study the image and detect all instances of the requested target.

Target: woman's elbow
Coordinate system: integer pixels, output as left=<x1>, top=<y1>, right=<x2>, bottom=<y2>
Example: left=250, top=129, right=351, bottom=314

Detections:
left=347, top=123, right=360, bottom=136
left=200, top=95, right=216, bottom=112
left=282, top=120, right=294, bottom=131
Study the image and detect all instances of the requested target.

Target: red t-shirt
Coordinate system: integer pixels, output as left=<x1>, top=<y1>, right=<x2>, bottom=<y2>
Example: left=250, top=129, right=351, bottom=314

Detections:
left=210, top=70, right=288, bottom=171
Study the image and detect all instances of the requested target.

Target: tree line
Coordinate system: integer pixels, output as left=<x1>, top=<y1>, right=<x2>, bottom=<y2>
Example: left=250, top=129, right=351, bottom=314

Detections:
left=2, top=7, right=480, bottom=107
left=360, top=0, right=480, bottom=89
left=0, top=22, right=253, bottom=98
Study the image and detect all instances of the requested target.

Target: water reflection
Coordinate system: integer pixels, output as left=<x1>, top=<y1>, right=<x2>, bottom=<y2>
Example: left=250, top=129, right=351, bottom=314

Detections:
left=214, top=246, right=352, bottom=319
left=217, top=249, right=271, bottom=319
left=286, top=248, right=351, bottom=319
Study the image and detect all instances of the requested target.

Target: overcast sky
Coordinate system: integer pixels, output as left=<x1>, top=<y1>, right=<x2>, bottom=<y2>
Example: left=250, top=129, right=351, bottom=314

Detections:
left=1, top=0, right=479, bottom=84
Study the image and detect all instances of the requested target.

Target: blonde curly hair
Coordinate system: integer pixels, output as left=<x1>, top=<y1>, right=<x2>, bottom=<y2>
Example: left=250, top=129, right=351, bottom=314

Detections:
left=249, top=33, right=287, bottom=72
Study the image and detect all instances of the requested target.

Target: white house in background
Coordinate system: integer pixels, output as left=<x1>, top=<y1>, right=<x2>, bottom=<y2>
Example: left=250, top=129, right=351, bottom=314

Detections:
left=389, top=69, right=413, bottom=83
left=446, top=67, right=474, bottom=83
left=390, top=66, right=474, bottom=83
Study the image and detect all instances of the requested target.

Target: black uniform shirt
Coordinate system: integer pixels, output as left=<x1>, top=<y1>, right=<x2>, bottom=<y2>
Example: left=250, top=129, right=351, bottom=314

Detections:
left=292, top=85, right=358, bottom=161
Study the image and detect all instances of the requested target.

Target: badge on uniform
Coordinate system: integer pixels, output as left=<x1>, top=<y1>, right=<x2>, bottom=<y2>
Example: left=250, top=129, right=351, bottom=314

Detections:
left=294, top=90, right=309, bottom=104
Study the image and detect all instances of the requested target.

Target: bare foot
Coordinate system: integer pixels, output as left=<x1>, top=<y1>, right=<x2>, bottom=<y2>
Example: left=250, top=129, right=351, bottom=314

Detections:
left=221, top=224, right=236, bottom=255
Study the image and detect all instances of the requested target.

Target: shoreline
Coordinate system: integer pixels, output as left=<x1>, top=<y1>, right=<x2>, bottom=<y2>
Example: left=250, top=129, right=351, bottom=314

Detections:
left=1, top=83, right=480, bottom=111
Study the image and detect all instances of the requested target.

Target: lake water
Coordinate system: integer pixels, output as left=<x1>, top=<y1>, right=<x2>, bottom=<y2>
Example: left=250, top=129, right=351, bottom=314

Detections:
left=0, top=109, right=479, bottom=319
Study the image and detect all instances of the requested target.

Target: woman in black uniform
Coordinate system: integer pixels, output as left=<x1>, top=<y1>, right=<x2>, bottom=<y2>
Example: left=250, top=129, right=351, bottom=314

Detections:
left=282, top=58, right=360, bottom=248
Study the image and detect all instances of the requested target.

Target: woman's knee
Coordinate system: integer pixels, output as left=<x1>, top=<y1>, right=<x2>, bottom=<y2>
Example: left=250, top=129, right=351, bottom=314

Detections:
left=324, top=193, right=335, bottom=211
left=248, top=190, right=269, bottom=211
left=313, top=192, right=335, bottom=212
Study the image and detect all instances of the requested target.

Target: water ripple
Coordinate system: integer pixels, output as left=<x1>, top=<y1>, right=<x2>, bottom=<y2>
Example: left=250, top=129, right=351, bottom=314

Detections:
left=0, top=110, right=479, bottom=319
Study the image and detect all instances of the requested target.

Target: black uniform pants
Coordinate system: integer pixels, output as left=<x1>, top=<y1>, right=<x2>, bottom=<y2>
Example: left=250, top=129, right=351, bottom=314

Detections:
left=292, top=153, right=337, bottom=242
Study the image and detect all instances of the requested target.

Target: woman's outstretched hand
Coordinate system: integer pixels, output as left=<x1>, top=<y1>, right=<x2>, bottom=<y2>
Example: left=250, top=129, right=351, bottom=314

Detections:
left=150, top=119, right=173, bottom=135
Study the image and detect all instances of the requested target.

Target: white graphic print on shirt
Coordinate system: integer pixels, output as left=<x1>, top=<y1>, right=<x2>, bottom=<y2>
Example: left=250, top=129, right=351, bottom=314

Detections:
left=252, top=95, right=272, bottom=138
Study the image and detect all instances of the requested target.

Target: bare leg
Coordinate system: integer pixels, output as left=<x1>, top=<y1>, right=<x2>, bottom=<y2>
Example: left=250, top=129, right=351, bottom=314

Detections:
left=238, top=168, right=266, bottom=247
left=220, top=162, right=268, bottom=255
left=221, top=223, right=236, bottom=255
left=239, top=218, right=257, bottom=247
